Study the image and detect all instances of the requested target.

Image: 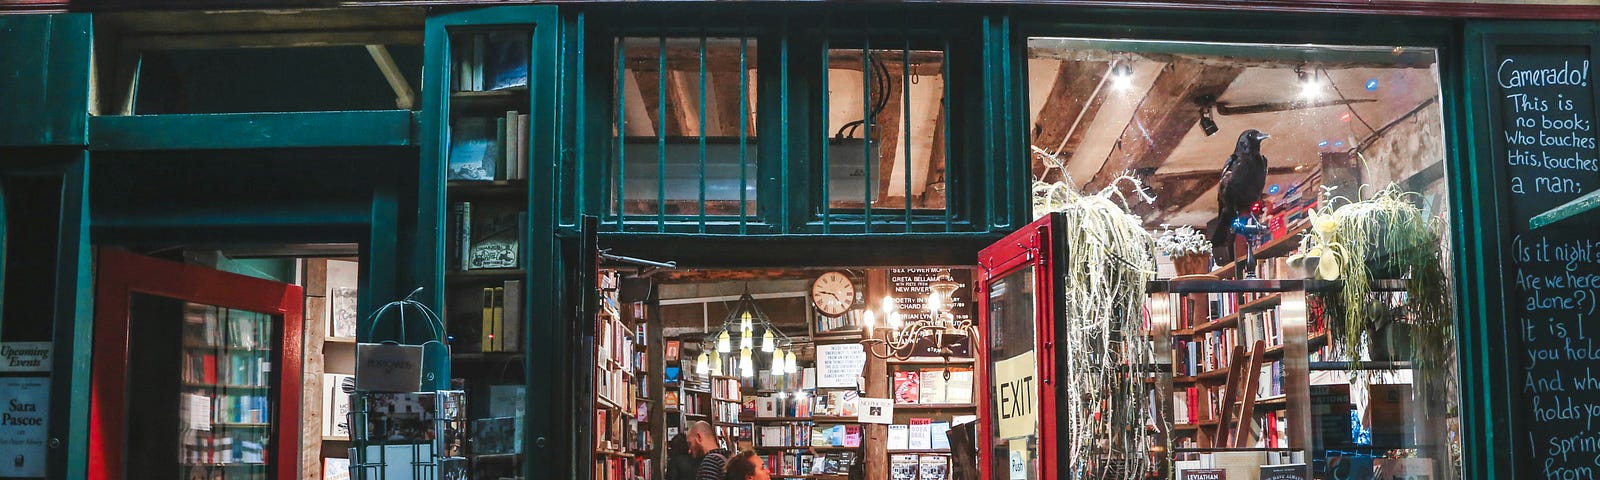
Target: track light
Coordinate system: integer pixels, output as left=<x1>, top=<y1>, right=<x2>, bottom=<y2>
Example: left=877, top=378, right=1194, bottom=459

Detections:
left=1198, top=96, right=1218, bottom=136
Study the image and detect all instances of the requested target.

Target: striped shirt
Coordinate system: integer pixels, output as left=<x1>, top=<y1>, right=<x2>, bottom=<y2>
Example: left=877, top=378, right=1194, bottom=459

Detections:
left=695, top=448, right=730, bottom=480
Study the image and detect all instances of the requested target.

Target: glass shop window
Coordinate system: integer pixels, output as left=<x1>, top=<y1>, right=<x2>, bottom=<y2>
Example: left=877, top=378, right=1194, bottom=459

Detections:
left=1026, top=38, right=1457, bottom=479
left=823, top=44, right=950, bottom=220
left=609, top=36, right=761, bottom=220
left=0, top=177, right=61, bottom=480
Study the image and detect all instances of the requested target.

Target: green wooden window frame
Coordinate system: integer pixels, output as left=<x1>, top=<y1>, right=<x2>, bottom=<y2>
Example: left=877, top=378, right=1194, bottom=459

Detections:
left=569, top=7, right=1028, bottom=236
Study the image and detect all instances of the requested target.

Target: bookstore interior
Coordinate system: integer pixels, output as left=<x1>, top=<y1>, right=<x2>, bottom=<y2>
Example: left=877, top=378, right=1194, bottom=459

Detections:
left=56, top=23, right=1468, bottom=480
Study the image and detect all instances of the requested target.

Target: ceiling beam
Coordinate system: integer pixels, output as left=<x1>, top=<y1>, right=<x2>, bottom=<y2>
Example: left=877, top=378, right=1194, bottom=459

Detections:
left=875, top=74, right=906, bottom=203
left=1084, top=62, right=1243, bottom=192
left=1031, top=60, right=1110, bottom=183
left=665, top=70, right=702, bottom=137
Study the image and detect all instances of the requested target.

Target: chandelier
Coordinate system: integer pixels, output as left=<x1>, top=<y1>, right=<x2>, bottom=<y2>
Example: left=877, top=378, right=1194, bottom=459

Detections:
left=860, top=269, right=978, bottom=362
left=694, top=293, right=797, bottom=378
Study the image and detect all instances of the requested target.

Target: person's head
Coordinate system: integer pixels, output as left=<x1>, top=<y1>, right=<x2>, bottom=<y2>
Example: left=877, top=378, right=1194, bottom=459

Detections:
left=687, top=421, right=718, bottom=457
left=724, top=450, right=769, bottom=480
left=668, top=432, right=689, bottom=455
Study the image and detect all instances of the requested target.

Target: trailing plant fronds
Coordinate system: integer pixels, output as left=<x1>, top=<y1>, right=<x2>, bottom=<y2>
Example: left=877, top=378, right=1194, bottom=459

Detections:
left=1154, top=226, right=1212, bottom=258
left=1314, top=184, right=1452, bottom=375
left=1034, top=176, right=1157, bottom=480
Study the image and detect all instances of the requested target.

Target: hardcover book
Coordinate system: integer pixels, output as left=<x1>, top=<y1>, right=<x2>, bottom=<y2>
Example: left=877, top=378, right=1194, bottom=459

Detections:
left=918, top=454, right=950, bottom=480
left=893, top=371, right=920, bottom=404
left=468, top=205, right=520, bottom=270
left=447, top=118, right=496, bottom=181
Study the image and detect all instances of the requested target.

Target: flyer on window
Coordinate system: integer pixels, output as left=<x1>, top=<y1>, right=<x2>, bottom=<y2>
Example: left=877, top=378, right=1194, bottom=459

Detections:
left=0, top=376, right=48, bottom=477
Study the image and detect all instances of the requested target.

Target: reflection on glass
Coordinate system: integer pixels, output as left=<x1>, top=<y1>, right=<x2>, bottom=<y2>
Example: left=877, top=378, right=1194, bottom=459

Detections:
left=612, top=37, right=760, bottom=218
left=986, top=268, right=1037, bottom=480
left=1025, top=37, right=1456, bottom=480
left=178, top=302, right=276, bottom=480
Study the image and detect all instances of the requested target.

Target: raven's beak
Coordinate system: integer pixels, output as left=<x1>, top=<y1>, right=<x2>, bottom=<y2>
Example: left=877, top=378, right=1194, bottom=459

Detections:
left=1255, top=132, right=1271, bottom=141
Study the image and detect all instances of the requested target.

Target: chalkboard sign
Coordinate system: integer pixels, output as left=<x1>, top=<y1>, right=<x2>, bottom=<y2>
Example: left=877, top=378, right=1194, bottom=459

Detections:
left=1485, top=38, right=1600, bottom=480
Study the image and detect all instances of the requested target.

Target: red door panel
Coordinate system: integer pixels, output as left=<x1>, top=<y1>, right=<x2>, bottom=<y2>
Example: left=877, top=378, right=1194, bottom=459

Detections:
left=976, top=214, right=1059, bottom=480
left=90, top=248, right=303, bottom=480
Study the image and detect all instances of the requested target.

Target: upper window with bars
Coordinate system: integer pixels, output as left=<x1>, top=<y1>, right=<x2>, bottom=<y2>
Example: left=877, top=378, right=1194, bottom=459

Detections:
left=821, top=42, right=950, bottom=226
left=609, top=36, right=760, bottom=224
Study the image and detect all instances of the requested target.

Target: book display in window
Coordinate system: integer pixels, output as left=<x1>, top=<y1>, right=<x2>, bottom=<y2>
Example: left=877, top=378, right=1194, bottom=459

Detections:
left=448, top=31, right=530, bottom=183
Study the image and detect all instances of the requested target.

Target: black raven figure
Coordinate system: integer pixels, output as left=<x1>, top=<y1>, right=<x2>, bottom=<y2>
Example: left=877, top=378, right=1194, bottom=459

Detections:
left=1209, top=129, right=1271, bottom=265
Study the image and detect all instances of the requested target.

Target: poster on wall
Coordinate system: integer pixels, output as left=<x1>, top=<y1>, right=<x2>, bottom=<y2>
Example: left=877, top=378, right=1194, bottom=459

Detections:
left=0, top=343, right=49, bottom=373
left=992, top=351, right=1037, bottom=440
left=326, top=259, right=360, bottom=339
left=0, top=376, right=48, bottom=478
left=815, top=343, right=866, bottom=389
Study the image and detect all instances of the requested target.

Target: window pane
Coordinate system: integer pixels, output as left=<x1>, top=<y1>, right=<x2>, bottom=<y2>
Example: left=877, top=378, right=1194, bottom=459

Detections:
left=986, top=268, right=1038, bottom=480
left=825, top=47, right=948, bottom=214
left=612, top=37, right=759, bottom=219
left=1028, top=38, right=1456, bottom=479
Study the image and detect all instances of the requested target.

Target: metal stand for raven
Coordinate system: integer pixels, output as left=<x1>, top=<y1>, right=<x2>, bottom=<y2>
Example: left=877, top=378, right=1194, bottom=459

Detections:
left=345, top=288, right=468, bottom=480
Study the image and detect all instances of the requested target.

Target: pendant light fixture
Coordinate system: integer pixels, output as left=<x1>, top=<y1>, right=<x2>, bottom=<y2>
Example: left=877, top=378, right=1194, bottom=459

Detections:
left=699, top=292, right=794, bottom=378
left=696, top=351, right=710, bottom=375
left=784, top=349, right=798, bottom=374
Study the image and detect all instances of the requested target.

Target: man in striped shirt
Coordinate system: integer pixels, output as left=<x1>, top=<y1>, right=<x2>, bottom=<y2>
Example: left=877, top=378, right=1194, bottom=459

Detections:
left=687, top=421, right=730, bottom=480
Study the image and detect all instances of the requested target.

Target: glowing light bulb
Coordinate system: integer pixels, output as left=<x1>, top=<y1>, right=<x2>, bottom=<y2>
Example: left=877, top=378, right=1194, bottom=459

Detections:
left=740, top=312, right=753, bottom=332
left=761, top=329, right=775, bottom=352
left=717, top=330, right=731, bottom=353
left=881, top=296, right=896, bottom=315
left=888, top=311, right=903, bottom=329
left=1110, top=62, right=1134, bottom=92
left=927, top=291, right=942, bottom=313
left=863, top=310, right=876, bottom=329
left=785, top=350, right=797, bottom=373
left=739, top=347, right=755, bottom=378
left=770, top=351, right=785, bottom=376
left=696, top=351, right=710, bottom=375
left=740, top=329, right=754, bottom=350
left=709, top=350, right=723, bottom=376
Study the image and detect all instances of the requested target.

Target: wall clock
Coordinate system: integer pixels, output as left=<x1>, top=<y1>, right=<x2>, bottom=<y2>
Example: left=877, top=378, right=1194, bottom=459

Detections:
left=810, top=271, right=856, bottom=318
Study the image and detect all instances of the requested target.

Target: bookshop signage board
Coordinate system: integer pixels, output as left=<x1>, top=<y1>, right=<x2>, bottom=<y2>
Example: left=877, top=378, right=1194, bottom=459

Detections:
left=0, top=376, right=48, bottom=477
left=1481, top=34, right=1600, bottom=480
left=817, top=343, right=867, bottom=389
left=0, top=342, right=49, bottom=373
left=992, top=351, right=1037, bottom=439
left=887, top=268, right=972, bottom=324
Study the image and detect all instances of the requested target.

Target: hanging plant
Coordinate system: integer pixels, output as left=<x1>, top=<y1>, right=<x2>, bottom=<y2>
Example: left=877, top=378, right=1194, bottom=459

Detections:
left=1033, top=176, right=1157, bottom=480
left=1302, top=184, right=1452, bottom=374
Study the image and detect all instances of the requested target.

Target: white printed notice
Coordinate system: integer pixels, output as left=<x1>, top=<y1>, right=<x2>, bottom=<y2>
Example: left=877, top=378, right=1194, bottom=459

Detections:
left=856, top=397, right=893, bottom=424
left=0, top=377, right=48, bottom=477
left=1488, top=42, right=1600, bottom=480
left=815, top=343, right=866, bottom=389
left=0, top=342, right=50, bottom=373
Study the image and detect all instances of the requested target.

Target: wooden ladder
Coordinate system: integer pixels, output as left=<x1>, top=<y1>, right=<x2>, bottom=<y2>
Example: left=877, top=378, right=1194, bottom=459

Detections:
left=1207, top=339, right=1266, bottom=448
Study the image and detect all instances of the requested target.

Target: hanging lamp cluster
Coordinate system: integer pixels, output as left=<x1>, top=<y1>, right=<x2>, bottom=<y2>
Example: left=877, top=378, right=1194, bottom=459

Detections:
left=694, top=293, right=797, bottom=378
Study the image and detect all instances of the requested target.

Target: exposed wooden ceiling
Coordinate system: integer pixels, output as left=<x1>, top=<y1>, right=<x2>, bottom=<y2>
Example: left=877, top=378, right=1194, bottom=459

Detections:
left=1028, top=39, right=1446, bottom=228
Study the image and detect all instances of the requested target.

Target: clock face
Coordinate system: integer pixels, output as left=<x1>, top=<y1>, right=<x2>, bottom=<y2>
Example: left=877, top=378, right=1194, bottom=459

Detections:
left=810, top=272, right=856, bottom=317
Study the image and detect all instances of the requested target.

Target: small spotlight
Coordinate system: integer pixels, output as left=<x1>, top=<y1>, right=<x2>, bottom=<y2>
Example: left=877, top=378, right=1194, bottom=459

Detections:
left=1365, top=78, right=1379, bottom=91
left=1110, top=61, right=1134, bottom=92
left=1199, top=114, right=1219, bottom=136
left=1297, top=66, right=1324, bottom=101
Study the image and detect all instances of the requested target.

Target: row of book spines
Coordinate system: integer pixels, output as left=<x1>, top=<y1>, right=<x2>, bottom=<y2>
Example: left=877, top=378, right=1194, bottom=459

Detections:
left=891, top=368, right=975, bottom=405
left=594, top=455, right=652, bottom=480
left=714, top=400, right=742, bottom=423
left=711, top=377, right=742, bottom=400
left=598, top=314, right=633, bottom=371
left=1174, top=330, right=1237, bottom=377
left=595, top=407, right=654, bottom=452
left=184, top=311, right=272, bottom=350
left=453, top=33, right=529, bottom=93
left=183, top=431, right=266, bottom=465
left=481, top=280, right=522, bottom=352
left=767, top=451, right=857, bottom=477
left=756, top=423, right=818, bottom=447
left=183, top=351, right=270, bottom=387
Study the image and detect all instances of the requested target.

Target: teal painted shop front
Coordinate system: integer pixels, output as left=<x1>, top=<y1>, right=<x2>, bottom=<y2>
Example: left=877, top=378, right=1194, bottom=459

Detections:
left=0, top=4, right=1596, bottom=479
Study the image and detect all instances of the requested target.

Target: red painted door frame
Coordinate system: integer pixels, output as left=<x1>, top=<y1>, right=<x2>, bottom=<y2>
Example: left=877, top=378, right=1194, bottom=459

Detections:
left=89, top=248, right=303, bottom=480
left=976, top=213, right=1060, bottom=480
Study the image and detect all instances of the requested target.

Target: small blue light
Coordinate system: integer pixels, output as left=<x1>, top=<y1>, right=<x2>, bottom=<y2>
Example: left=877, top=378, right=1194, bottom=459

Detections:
left=1365, top=79, right=1379, bottom=91
left=1317, top=140, right=1329, bottom=148
left=1268, top=184, right=1281, bottom=195
left=1334, top=141, right=1345, bottom=148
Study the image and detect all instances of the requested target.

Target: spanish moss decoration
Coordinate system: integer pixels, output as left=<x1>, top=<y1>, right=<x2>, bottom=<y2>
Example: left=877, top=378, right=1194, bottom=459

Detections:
left=1033, top=176, right=1158, bottom=480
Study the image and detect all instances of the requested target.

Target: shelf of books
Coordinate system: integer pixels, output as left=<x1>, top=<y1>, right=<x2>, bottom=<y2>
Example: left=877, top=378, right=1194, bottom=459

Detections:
left=595, top=273, right=657, bottom=480
left=179, top=303, right=278, bottom=480
left=884, top=361, right=971, bottom=480
left=441, top=29, right=533, bottom=479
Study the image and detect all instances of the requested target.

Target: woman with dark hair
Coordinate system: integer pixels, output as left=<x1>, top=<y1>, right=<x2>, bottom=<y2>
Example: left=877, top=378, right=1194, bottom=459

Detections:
left=665, top=432, right=699, bottom=480
left=723, top=449, right=769, bottom=480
